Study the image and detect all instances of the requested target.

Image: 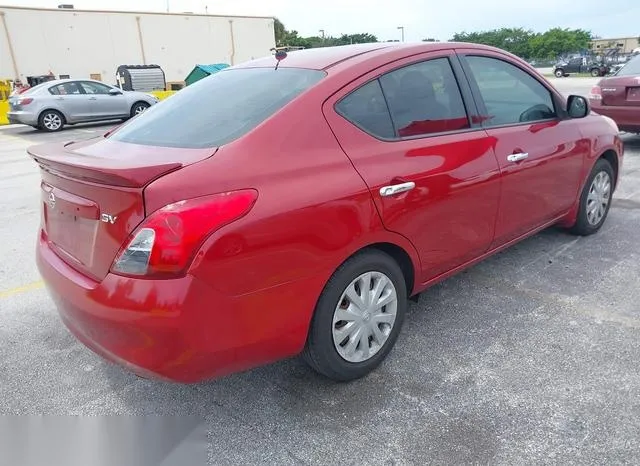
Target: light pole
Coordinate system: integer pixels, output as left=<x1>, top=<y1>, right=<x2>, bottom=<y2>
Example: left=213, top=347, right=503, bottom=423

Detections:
left=319, top=29, right=325, bottom=40
left=166, top=0, right=170, bottom=12
left=397, top=26, right=405, bottom=42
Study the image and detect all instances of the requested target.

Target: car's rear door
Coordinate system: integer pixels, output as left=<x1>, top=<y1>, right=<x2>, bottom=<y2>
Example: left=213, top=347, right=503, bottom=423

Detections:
left=323, top=50, right=502, bottom=283
left=48, top=82, right=92, bottom=121
left=456, top=49, right=587, bottom=247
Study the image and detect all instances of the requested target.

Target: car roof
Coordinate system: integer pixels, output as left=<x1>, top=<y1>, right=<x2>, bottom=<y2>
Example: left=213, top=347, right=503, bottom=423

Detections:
left=234, top=42, right=509, bottom=71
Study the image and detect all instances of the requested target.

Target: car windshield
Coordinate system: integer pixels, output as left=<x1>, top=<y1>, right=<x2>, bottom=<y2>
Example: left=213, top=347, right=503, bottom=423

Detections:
left=616, top=55, right=640, bottom=76
left=111, top=67, right=326, bottom=148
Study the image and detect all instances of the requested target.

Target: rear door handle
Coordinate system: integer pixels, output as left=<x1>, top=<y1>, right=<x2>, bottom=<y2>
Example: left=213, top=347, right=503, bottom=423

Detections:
left=507, top=153, right=529, bottom=162
left=380, top=182, right=416, bottom=197
left=88, top=97, right=97, bottom=100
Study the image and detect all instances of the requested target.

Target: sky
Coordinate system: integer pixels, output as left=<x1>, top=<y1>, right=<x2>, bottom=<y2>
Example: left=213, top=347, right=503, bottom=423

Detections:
left=10, top=0, right=640, bottom=42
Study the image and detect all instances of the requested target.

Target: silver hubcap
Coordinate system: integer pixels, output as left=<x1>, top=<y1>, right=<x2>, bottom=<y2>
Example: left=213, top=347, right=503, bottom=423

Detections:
left=332, top=271, right=398, bottom=363
left=586, top=171, right=611, bottom=225
left=43, top=113, right=61, bottom=130
left=134, top=105, right=147, bottom=115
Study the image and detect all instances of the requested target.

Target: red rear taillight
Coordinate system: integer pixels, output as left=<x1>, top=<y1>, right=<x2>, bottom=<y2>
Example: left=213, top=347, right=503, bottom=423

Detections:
left=588, top=86, right=602, bottom=100
left=111, top=189, right=258, bottom=278
left=17, top=97, right=33, bottom=105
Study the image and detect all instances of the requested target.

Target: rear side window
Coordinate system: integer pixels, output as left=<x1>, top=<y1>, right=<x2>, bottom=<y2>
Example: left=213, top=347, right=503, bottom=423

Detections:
left=380, top=58, right=470, bottom=137
left=335, top=57, right=470, bottom=139
left=111, top=68, right=326, bottom=148
left=49, top=82, right=83, bottom=95
left=335, top=80, right=395, bottom=138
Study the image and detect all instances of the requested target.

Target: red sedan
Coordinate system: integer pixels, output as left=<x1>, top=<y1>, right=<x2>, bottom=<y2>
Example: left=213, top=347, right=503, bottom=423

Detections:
left=589, top=53, right=640, bottom=133
left=30, top=42, right=623, bottom=383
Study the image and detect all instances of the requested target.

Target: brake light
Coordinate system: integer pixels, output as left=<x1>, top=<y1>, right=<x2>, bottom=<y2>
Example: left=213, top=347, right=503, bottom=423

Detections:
left=17, top=97, right=33, bottom=105
left=588, top=86, right=602, bottom=100
left=111, top=190, right=258, bottom=278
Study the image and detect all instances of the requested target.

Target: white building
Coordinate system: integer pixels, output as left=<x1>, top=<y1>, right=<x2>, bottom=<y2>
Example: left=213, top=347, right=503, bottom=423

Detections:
left=0, top=5, right=276, bottom=85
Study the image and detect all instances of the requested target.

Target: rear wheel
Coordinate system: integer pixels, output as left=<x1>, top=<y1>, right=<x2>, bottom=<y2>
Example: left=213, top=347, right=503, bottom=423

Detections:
left=303, top=250, right=407, bottom=381
left=130, top=101, right=150, bottom=117
left=568, top=158, right=614, bottom=236
left=38, top=110, right=64, bottom=132
left=590, top=68, right=601, bottom=77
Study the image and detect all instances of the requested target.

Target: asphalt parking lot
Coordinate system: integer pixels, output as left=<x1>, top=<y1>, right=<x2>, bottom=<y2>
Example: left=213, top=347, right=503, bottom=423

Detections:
left=1, top=78, right=640, bottom=464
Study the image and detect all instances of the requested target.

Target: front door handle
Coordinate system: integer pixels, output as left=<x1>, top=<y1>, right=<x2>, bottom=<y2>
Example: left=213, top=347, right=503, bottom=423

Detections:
left=88, top=97, right=97, bottom=100
left=380, top=182, right=416, bottom=197
left=507, top=152, right=529, bottom=162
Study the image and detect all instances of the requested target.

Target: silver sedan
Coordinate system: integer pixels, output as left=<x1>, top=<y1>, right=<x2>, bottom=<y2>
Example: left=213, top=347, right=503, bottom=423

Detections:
left=7, top=79, right=159, bottom=132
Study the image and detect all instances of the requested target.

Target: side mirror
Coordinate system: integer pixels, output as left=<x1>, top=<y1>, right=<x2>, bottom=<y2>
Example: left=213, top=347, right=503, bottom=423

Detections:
left=567, top=95, right=589, bottom=119
left=109, top=88, right=122, bottom=96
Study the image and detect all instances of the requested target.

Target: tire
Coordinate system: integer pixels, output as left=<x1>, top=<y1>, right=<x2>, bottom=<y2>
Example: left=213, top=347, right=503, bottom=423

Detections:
left=568, top=158, right=614, bottom=236
left=590, top=68, right=601, bottom=77
left=130, top=101, right=150, bottom=117
left=38, top=110, right=65, bottom=132
left=303, top=249, right=407, bottom=381
left=554, top=69, right=564, bottom=78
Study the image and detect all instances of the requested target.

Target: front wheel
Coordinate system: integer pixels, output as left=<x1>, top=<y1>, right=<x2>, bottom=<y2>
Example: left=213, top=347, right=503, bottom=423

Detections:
left=568, top=158, right=614, bottom=236
left=590, top=68, right=601, bottom=77
left=303, top=250, right=407, bottom=381
left=554, top=69, right=564, bottom=78
left=130, top=101, right=150, bottom=117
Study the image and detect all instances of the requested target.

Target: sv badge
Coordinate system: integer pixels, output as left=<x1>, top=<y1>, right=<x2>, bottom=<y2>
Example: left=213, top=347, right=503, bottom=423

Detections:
left=100, top=214, right=118, bottom=224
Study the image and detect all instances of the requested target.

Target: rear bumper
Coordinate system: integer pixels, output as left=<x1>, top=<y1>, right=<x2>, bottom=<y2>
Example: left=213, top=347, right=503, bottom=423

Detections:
left=590, top=102, right=640, bottom=132
left=7, top=111, right=38, bottom=126
left=36, top=233, right=319, bottom=383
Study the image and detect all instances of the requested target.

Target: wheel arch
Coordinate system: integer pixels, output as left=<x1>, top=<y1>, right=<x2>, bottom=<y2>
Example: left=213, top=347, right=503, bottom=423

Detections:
left=599, top=148, right=619, bottom=188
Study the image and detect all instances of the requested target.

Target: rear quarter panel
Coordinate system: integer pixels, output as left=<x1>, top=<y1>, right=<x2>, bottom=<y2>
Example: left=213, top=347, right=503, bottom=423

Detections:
left=143, top=81, right=422, bottom=299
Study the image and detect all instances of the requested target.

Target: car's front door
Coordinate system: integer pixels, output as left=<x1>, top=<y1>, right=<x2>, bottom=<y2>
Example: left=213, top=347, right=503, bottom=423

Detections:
left=48, top=82, right=92, bottom=122
left=79, top=81, right=129, bottom=119
left=458, top=51, right=588, bottom=247
left=324, top=51, right=502, bottom=283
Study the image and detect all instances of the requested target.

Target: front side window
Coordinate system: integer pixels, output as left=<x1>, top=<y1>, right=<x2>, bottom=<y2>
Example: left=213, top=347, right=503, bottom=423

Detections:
left=111, top=67, right=325, bottom=148
left=465, top=56, right=556, bottom=126
left=81, top=82, right=112, bottom=94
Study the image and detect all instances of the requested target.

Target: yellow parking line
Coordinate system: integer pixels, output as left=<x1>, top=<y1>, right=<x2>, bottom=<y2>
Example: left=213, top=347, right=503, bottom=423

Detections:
left=0, top=280, right=45, bottom=299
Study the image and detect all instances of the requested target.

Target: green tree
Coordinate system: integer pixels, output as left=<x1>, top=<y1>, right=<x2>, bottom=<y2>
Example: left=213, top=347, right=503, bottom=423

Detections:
left=452, top=27, right=593, bottom=60
left=274, top=18, right=286, bottom=46
left=529, top=28, right=592, bottom=59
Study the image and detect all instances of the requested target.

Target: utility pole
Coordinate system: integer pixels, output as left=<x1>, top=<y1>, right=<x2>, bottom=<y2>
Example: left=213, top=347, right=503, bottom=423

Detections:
left=319, top=29, right=325, bottom=40
left=166, top=0, right=169, bottom=13
left=397, top=26, right=405, bottom=42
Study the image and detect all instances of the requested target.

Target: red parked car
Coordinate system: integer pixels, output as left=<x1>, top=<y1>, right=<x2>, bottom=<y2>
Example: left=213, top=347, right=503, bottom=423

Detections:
left=589, top=53, right=640, bottom=133
left=30, top=43, right=623, bottom=383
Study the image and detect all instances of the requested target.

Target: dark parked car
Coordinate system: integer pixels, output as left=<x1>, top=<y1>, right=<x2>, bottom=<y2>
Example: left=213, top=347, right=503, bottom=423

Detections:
left=30, top=43, right=623, bottom=383
left=589, top=53, right=640, bottom=133
left=553, top=57, right=609, bottom=77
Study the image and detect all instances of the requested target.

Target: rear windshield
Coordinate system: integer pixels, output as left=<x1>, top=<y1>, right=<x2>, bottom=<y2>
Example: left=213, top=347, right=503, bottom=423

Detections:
left=617, top=55, right=640, bottom=76
left=111, top=67, right=326, bottom=148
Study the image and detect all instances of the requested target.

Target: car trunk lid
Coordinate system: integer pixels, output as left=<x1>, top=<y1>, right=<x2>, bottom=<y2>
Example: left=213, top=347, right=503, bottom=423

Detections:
left=29, top=137, right=216, bottom=281
left=600, top=76, right=640, bottom=107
